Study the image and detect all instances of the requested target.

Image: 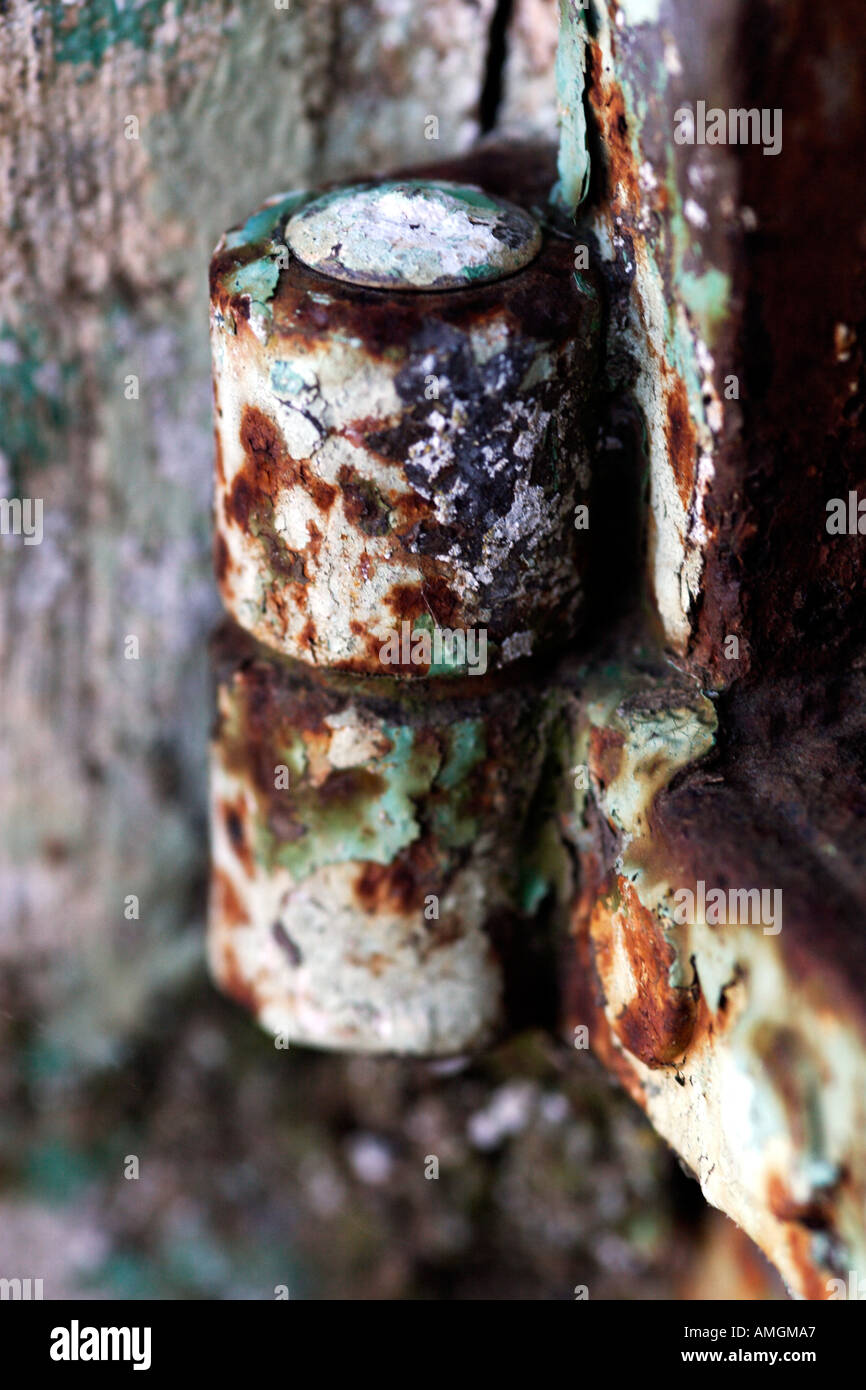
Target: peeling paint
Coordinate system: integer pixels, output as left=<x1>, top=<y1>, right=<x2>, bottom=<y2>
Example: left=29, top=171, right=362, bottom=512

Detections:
left=210, top=164, right=601, bottom=675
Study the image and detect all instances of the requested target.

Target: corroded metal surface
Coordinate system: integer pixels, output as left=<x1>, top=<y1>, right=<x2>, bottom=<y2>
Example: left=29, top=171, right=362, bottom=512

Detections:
left=209, top=169, right=600, bottom=676
left=564, top=648, right=866, bottom=1298
left=208, top=623, right=572, bottom=1055
left=557, top=0, right=866, bottom=687
left=286, top=182, right=542, bottom=291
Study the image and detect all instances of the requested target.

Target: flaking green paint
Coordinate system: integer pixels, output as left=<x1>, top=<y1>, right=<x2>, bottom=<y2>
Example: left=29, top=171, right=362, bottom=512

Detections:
left=223, top=192, right=310, bottom=253
left=270, top=362, right=311, bottom=397
left=226, top=256, right=280, bottom=307
left=263, top=723, right=437, bottom=880
left=49, top=0, right=209, bottom=67
left=253, top=714, right=494, bottom=881
left=679, top=269, right=732, bottom=340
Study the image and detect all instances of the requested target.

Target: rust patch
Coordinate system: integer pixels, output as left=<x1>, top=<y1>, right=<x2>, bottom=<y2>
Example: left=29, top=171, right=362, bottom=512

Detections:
left=340, top=415, right=389, bottom=449
left=421, top=575, right=461, bottom=628
left=664, top=373, right=698, bottom=510
left=337, top=464, right=393, bottom=537
left=298, top=618, right=317, bottom=657
left=226, top=405, right=286, bottom=530
left=345, top=950, right=392, bottom=977
left=586, top=46, right=641, bottom=213
left=771, top=1202, right=835, bottom=1300
left=389, top=488, right=431, bottom=539
left=240, top=404, right=285, bottom=476
left=353, top=840, right=440, bottom=916
left=230, top=407, right=334, bottom=536
left=306, top=519, right=324, bottom=561
left=767, top=1172, right=834, bottom=1233
left=214, top=531, right=231, bottom=584
left=212, top=868, right=248, bottom=928
left=353, top=857, right=426, bottom=916
left=385, top=583, right=427, bottom=623
left=218, top=941, right=260, bottom=1017
left=590, top=878, right=697, bottom=1067
left=361, top=627, right=427, bottom=678
left=588, top=725, right=626, bottom=790
left=214, top=426, right=225, bottom=486
left=297, top=463, right=337, bottom=513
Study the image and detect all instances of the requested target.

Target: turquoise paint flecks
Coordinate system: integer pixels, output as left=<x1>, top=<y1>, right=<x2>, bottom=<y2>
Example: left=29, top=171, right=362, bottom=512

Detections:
left=436, top=720, right=485, bottom=792
left=618, top=0, right=662, bottom=28
left=267, top=723, right=439, bottom=881
left=223, top=192, right=309, bottom=252
left=679, top=269, right=732, bottom=339
left=260, top=716, right=493, bottom=880
left=429, top=720, right=487, bottom=848
left=0, top=325, right=72, bottom=493
left=519, top=865, right=550, bottom=915
left=227, top=256, right=280, bottom=306
left=24, top=1140, right=93, bottom=1201
left=270, top=362, right=309, bottom=397
left=553, top=0, right=591, bottom=213
left=49, top=0, right=208, bottom=67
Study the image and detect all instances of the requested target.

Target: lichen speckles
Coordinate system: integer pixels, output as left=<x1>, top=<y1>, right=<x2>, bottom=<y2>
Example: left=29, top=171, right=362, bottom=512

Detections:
left=286, top=182, right=542, bottom=291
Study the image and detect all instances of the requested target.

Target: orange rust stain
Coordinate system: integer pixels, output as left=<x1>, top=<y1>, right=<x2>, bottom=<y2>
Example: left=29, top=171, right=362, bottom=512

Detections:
left=421, top=575, right=461, bottom=628
left=337, top=464, right=392, bottom=536
left=389, top=488, right=431, bottom=537
left=353, top=841, right=440, bottom=916
left=767, top=1172, right=833, bottom=1233
left=385, top=583, right=427, bottom=623
left=354, top=859, right=425, bottom=916
left=588, top=725, right=626, bottom=790
left=340, top=415, right=388, bottom=448
left=228, top=406, right=336, bottom=530
left=297, top=462, right=337, bottom=513
left=306, top=519, right=324, bottom=561
left=298, top=618, right=317, bottom=657
left=586, top=44, right=641, bottom=212
left=214, top=426, right=225, bottom=486
left=576, top=893, right=649, bottom=1105
left=212, top=868, right=249, bottom=928
left=226, top=406, right=286, bottom=528
left=240, top=405, right=284, bottom=473
left=590, top=878, right=697, bottom=1068
left=214, top=531, right=231, bottom=584
left=218, top=941, right=260, bottom=1016
left=664, top=373, right=698, bottom=510
left=362, top=626, right=427, bottom=677
left=764, top=1191, right=834, bottom=1299
left=345, top=951, right=393, bottom=977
